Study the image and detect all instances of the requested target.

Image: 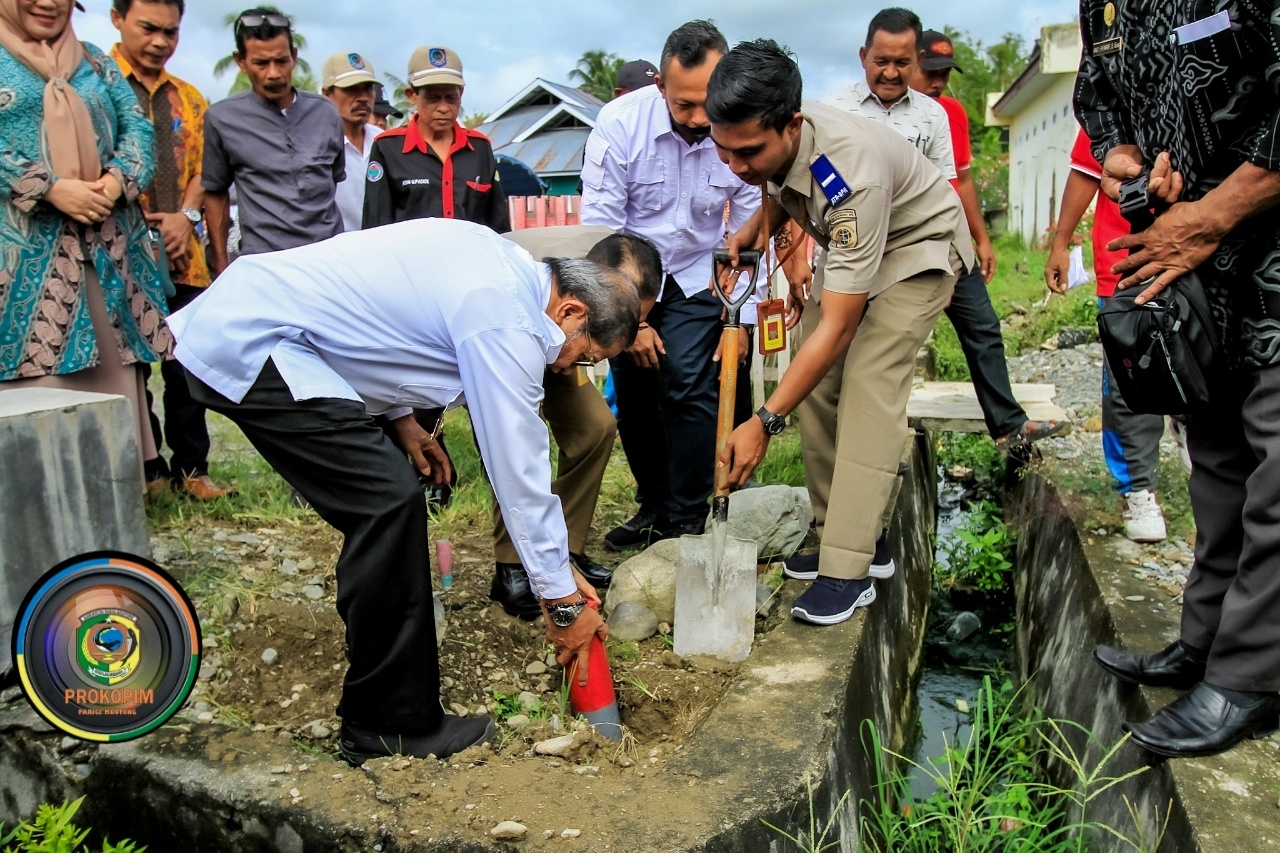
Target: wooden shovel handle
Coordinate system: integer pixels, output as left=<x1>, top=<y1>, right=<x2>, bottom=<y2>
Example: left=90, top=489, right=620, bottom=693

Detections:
left=713, top=325, right=740, bottom=499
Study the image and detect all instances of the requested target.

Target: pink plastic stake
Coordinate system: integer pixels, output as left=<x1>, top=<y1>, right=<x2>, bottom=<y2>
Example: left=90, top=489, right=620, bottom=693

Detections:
left=435, top=539, right=453, bottom=590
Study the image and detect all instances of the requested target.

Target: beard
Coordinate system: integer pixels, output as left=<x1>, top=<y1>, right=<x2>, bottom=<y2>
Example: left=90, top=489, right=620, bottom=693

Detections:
left=670, top=114, right=711, bottom=143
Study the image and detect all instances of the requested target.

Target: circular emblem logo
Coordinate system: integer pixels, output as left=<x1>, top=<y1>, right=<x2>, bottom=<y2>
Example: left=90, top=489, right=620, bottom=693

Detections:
left=1104, top=2, right=1116, bottom=27
left=933, top=41, right=954, bottom=57
left=367, top=161, right=385, bottom=183
left=12, top=551, right=201, bottom=743
left=348, top=52, right=366, bottom=71
left=428, top=48, right=448, bottom=68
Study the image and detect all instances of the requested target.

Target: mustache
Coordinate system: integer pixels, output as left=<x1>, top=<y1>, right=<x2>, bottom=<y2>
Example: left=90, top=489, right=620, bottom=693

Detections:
left=676, top=122, right=711, bottom=141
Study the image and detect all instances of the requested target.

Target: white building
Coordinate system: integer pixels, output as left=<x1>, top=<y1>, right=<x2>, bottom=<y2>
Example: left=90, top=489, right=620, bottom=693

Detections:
left=988, top=23, right=1083, bottom=244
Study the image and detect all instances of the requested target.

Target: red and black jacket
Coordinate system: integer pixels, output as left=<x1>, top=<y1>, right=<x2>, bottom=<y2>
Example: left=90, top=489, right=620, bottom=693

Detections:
left=362, top=120, right=510, bottom=233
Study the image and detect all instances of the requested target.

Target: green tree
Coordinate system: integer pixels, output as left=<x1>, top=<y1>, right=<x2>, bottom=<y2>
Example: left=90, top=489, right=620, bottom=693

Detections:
left=568, top=50, right=624, bottom=101
left=462, top=112, right=490, bottom=129
left=940, top=28, right=1027, bottom=139
left=381, top=71, right=414, bottom=127
left=212, top=6, right=313, bottom=96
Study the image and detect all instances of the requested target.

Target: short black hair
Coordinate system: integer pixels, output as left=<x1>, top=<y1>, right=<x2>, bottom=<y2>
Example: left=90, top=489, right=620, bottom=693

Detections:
left=233, top=6, right=293, bottom=56
left=586, top=233, right=663, bottom=303
left=112, top=0, right=185, bottom=17
left=865, top=7, right=923, bottom=50
left=705, top=39, right=802, bottom=133
left=660, top=20, right=729, bottom=73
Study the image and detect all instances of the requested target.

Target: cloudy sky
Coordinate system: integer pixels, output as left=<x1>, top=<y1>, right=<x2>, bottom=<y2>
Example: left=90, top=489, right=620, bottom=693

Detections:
left=74, top=0, right=1079, bottom=114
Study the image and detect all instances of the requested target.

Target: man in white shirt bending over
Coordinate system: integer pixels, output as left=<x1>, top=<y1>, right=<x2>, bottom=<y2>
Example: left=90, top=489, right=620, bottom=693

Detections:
left=582, top=19, right=762, bottom=550
left=168, top=219, right=639, bottom=766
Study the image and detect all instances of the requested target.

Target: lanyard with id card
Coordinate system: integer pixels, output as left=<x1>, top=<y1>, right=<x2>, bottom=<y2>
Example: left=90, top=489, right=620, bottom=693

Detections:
left=757, top=185, right=809, bottom=355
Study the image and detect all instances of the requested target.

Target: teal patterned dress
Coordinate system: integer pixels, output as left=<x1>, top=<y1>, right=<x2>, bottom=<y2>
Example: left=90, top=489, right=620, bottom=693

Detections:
left=0, top=41, right=173, bottom=381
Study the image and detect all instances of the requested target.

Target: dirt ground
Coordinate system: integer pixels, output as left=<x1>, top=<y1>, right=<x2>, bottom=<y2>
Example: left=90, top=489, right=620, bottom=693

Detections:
left=151, top=515, right=753, bottom=843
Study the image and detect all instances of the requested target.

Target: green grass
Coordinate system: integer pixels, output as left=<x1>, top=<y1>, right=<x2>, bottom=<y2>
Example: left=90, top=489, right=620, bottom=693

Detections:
left=931, top=233, right=1099, bottom=382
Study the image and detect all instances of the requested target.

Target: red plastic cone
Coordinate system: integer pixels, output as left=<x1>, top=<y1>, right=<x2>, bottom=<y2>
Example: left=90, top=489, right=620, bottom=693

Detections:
left=568, top=601, right=622, bottom=739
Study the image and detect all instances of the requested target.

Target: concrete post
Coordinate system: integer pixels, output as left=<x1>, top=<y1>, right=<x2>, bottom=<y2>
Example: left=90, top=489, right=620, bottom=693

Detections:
left=0, top=389, right=148, bottom=674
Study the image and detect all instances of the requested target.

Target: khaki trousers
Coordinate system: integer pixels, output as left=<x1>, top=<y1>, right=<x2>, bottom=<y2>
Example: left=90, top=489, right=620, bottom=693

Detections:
left=797, top=259, right=957, bottom=579
left=493, top=368, right=617, bottom=561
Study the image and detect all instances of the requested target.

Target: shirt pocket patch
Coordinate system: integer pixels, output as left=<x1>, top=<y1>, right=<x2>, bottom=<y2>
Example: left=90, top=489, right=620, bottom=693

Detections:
left=581, top=134, right=609, bottom=190
left=628, top=157, right=665, bottom=211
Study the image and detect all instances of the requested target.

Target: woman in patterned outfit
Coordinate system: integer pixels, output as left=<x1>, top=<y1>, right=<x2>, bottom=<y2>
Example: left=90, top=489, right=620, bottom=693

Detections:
left=0, top=0, right=173, bottom=488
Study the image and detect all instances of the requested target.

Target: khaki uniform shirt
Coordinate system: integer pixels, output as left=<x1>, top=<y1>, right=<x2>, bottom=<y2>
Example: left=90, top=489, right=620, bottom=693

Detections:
left=771, top=102, right=972, bottom=299
left=504, top=225, right=615, bottom=260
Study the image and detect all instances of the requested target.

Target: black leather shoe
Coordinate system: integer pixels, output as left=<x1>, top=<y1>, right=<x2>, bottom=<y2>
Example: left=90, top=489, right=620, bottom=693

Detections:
left=570, top=552, right=613, bottom=589
left=489, top=562, right=541, bottom=620
left=339, top=715, right=495, bottom=766
left=1124, top=683, right=1280, bottom=759
left=1093, top=640, right=1207, bottom=690
left=604, top=508, right=668, bottom=551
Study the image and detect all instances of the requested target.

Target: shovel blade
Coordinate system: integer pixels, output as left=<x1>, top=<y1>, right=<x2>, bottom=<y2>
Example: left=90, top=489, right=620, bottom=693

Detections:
left=674, top=533, right=757, bottom=662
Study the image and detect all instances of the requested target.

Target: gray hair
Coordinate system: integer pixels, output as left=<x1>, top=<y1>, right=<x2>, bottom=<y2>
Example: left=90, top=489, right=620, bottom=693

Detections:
left=546, top=257, right=641, bottom=350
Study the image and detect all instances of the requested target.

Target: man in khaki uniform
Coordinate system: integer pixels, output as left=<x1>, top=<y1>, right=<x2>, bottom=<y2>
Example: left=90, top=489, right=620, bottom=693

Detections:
left=488, top=227, right=663, bottom=618
left=707, top=38, right=971, bottom=625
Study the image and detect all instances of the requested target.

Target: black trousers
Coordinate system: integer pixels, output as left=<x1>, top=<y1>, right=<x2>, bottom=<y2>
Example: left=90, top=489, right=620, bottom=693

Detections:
left=610, top=277, right=753, bottom=525
left=187, top=359, right=443, bottom=732
left=144, top=284, right=215, bottom=480
left=944, top=266, right=1026, bottom=438
left=1182, top=366, right=1280, bottom=692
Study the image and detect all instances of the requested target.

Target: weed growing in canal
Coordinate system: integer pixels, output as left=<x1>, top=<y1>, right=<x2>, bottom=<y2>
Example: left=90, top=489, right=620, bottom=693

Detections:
left=762, top=775, right=848, bottom=853
left=0, top=797, right=144, bottom=852
left=858, top=677, right=1165, bottom=853
left=935, top=501, right=1015, bottom=595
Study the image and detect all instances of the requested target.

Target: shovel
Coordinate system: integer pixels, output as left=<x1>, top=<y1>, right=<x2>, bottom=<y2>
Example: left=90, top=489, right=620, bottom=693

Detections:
left=673, top=249, right=762, bottom=663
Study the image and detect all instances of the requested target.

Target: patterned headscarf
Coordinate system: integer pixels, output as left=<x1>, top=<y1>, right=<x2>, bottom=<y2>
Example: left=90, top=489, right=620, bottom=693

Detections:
left=0, top=0, right=102, bottom=180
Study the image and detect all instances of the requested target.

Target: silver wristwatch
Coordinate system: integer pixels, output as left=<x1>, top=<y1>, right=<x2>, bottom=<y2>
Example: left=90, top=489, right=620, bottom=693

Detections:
left=181, top=207, right=202, bottom=226
left=545, top=597, right=587, bottom=628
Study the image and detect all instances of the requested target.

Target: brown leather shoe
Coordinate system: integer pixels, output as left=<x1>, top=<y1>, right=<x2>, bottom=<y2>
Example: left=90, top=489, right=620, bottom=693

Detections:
left=145, top=477, right=172, bottom=502
left=181, top=474, right=238, bottom=501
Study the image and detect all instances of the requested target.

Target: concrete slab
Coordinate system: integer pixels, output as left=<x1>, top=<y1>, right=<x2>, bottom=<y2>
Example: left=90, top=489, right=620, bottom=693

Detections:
left=1013, top=472, right=1280, bottom=852
left=0, top=437, right=938, bottom=852
left=0, top=389, right=148, bottom=674
left=908, top=381, right=1068, bottom=433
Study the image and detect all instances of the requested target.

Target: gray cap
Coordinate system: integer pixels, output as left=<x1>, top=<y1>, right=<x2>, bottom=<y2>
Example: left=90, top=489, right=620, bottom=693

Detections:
left=616, top=59, right=657, bottom=93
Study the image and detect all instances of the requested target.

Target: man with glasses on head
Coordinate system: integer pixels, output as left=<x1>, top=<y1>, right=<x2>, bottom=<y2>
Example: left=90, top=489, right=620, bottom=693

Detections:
left=202, top=7, right=344, bottom=277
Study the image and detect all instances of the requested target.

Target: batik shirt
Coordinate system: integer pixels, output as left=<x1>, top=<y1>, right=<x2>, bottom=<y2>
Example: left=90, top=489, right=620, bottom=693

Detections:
left=111, top=45, right=210, bottom=288
left=1075, top=0, right=1280, bottom=368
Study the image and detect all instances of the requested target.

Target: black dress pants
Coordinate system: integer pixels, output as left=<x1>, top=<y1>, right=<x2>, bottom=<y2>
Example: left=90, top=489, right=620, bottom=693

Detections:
left=1182, top=365, right=1280, bottom=692
left=943, top=266, right=1026, bottom=438
left=187, top=359, right=444, bottom=733
left=611, top=276, right=753, bottom=525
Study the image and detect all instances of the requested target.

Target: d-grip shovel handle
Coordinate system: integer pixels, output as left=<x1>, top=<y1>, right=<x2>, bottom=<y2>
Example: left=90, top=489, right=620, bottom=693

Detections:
left=711, top=249, right=761, bottom=327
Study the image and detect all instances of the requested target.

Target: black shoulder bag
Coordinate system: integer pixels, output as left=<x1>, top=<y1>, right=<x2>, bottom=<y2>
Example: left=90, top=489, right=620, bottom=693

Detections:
left=1094, top=173, right=1221, bottom=416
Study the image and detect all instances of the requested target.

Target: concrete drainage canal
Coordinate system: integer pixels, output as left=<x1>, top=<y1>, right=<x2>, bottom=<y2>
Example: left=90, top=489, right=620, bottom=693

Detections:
left=0, top=430, right=1229, bottom=851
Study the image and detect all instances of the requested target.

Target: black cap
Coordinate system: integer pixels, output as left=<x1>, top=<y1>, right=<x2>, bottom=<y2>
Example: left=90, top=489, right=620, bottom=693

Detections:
left=616, top=59, right=658, bottom=93
left=920, top=30, right=963, bottom=73
left=373, top=85, right=404, bottom=119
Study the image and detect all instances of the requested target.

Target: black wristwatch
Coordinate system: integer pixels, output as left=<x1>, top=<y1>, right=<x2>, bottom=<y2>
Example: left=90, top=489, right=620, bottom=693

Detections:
left=545, top=596, right=587, bottom=628
left=756, top=406, right=786, bottom=436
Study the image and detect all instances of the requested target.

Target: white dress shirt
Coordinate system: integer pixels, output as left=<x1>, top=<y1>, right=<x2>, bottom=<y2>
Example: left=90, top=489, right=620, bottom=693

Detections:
left=335, top=123, right=382, bottom=232
left=169, top=219, right=579, bottom=599
left=821, top=80, right=957, bottom=180
left=581, top=86, right=765, bottom=308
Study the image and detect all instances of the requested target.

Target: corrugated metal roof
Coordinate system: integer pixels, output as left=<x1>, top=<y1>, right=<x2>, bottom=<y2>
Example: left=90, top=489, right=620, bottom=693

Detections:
left=490, top=127, right=591, bottom=176
left=477, top=79, right=601, bottom=178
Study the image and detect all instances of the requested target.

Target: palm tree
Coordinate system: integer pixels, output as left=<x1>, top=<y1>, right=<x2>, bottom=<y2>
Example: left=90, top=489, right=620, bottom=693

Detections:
left=568, top=50, right=623, bottom=102
left=381, top=71, right=415, bottom=126
left=212, top=6, right=313, bottom=95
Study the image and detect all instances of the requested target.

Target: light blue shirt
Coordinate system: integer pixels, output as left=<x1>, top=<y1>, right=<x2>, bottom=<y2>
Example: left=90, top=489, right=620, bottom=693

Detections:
left=581, top=85, right=765, bottom=307
left=169, top=219, right=578, bottom=598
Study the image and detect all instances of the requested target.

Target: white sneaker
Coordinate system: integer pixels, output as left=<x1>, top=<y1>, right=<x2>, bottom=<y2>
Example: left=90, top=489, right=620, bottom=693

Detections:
left=1167, top=417, right=1193, bottom=473
left=1124, top=489, right=1167, bottom=543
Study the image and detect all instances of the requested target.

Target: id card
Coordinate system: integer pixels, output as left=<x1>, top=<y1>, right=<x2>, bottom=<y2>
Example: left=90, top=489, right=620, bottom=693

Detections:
left=757, top=300, right=787, bottom=355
